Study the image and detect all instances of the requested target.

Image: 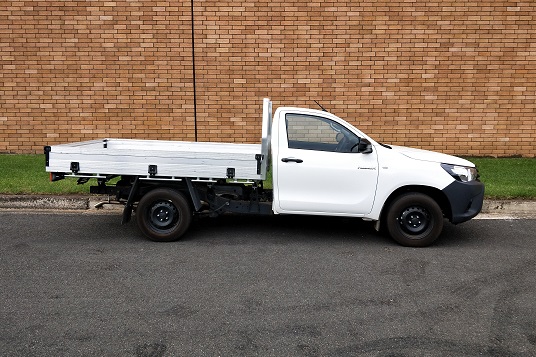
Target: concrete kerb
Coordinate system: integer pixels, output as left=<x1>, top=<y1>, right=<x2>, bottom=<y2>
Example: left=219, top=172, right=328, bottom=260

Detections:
left=0, top=194, right=534, bottom=218
left=479, top=200, right=536, bottom=219
left=0, top=195, right=121, bottom=212
left=0, top=194, right=89, bottom=210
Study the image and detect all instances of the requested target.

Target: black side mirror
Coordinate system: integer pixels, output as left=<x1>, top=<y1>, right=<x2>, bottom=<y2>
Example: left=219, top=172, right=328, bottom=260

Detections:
left=358, top=138, right=373, bottom=154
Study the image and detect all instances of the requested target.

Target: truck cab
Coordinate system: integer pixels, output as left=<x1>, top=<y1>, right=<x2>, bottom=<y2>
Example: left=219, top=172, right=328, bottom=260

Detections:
left=272, top=106, right=379, bottom=216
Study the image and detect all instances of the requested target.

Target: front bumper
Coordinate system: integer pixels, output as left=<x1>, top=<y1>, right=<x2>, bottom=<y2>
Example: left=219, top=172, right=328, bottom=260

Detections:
left=442, top=180, right=485, bottom=224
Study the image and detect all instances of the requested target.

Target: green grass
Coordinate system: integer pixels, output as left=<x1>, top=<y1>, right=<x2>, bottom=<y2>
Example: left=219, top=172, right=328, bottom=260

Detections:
left=0, top=154, right=88, bottom=194
left=0, top=154, right=535, bottom=199
left=468, top=157, right=536, bottom=200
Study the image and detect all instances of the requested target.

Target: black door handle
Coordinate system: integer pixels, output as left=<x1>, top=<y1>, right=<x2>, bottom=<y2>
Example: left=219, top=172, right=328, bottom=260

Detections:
left=281, top=158, right=303, bottom=163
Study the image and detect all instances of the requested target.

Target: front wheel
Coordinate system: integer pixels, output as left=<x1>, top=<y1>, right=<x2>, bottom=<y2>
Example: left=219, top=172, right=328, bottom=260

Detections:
left=136, top=188, right=192, bottom=242
left=385, top=193, right=444, bottom=247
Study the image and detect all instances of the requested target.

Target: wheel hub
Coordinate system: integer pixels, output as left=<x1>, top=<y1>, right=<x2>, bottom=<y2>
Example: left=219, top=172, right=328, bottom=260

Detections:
left=149, top=201, right=177, bottom=228
left=398, top=206, right=430, bottom=234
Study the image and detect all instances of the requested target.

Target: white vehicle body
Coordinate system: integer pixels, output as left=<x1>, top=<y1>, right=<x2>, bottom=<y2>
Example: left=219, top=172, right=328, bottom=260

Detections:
left=46, top=98, right=484, bottom=246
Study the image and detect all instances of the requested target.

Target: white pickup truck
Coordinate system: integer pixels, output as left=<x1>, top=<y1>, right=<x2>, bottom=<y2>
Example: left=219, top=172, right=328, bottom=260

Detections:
left=45, top=98, right=484, bottom=247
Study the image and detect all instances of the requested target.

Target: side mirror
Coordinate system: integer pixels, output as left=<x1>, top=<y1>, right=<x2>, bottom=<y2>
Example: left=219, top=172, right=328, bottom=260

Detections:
left=358, top=138, right=373, bottom=154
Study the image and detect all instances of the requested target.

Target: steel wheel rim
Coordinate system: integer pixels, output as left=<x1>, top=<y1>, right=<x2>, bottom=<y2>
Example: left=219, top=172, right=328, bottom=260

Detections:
left=148, top=201, right=178, bottom=230
left=398, top=206, right=431, bottom=235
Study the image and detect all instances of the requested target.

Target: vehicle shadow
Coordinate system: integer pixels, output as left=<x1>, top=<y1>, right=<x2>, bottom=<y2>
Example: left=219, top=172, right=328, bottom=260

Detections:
left=187, top=213, right=392, bottom=246
left=124, top=212, right=482, bottom=248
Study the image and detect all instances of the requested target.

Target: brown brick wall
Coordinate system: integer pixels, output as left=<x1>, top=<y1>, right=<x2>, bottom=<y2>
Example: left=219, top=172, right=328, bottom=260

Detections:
left=1, top=0, right=535, bottom=157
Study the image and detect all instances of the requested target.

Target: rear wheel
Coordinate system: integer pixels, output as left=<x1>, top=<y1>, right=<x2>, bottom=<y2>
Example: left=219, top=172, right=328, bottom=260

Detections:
left=136, top=188, right=192, bottom=242
left=386, top=193, right=443, bottom=247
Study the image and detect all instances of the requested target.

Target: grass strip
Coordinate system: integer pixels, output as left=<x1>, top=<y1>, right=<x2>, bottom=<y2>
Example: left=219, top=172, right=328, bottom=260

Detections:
left=468, top=157, right=536, bottom=200
left=0, top=154, right=88, bottom=194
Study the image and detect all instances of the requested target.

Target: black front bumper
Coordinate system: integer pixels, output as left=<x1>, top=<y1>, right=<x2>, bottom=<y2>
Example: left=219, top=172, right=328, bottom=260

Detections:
left=442, top=180, right=485, bottom=224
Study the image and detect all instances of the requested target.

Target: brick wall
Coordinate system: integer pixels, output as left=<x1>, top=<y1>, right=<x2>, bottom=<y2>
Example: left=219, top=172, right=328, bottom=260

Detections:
left=1, top=0, right=535, bottom=157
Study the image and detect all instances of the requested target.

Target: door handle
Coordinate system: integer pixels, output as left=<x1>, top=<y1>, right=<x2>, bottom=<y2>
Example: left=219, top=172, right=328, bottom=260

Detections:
left=281, top=158, right=303, bottom=163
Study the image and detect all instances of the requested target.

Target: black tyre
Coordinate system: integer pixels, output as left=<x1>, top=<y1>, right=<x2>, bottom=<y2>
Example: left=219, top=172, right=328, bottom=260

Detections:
left=386, top=193, right=443, bottom=247
left=136, top=188, right=192, bottom=242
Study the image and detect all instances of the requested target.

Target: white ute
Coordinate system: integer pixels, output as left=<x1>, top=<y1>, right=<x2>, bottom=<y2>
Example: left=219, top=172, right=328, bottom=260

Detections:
left=45, top=98, right=484, bottom=247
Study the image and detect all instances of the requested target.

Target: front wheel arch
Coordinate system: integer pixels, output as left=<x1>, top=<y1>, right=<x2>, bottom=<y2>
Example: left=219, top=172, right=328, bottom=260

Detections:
left=380, top=186, right=451, bottom=223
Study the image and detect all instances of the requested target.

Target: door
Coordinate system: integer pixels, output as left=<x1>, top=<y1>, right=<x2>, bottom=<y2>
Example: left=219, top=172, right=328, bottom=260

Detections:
left=274, top=112, right=379, bottom=216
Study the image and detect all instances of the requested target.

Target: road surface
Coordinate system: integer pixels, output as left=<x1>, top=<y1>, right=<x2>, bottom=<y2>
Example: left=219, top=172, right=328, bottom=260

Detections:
left=1, top=212, right=535, bottom=356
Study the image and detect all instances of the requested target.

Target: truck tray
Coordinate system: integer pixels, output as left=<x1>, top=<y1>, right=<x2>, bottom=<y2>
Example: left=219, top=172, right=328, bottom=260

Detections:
left=45, top=98, right=272, bottom=181
left=46, top=138, right=265, bottom=180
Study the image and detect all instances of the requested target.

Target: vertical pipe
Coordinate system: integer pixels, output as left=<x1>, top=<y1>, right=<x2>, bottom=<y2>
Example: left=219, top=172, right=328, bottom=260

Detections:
left=190, top=0, right=198, bottom=141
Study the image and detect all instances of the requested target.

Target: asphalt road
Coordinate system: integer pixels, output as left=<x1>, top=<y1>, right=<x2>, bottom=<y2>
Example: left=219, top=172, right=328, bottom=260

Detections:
left=1, top=212, right=536, bottom=356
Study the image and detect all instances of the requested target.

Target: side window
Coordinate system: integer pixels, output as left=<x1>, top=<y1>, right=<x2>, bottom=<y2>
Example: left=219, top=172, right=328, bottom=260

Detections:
left=286, top=113, right=360, bottom=153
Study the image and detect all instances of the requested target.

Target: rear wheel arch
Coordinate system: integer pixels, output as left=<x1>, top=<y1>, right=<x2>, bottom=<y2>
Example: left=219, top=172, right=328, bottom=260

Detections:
left=137, top=181, right=197, bottom=210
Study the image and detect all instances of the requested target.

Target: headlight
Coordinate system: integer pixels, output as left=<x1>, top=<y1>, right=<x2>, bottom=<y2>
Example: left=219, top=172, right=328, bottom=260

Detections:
left=441, top=163, right=479, bottom=182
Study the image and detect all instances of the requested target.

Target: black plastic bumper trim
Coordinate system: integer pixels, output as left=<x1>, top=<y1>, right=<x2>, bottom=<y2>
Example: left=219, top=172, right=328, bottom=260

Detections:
left=442, top=180, right=485, bottom=224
